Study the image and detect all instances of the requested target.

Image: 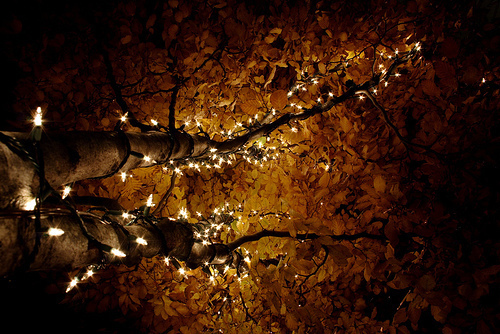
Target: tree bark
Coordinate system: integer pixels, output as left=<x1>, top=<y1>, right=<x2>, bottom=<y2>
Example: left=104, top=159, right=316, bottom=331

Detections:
left=0, top=209, right=234, bottom=277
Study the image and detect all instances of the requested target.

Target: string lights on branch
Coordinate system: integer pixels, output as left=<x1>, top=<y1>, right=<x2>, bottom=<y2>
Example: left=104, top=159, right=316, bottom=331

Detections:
left=0, top=35, right=433, bottom=302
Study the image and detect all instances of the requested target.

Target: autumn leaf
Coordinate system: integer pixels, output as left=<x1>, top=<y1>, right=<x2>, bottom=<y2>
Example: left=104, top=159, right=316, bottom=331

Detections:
left=419, top=275, right=436, bottom=291
left=270, top=90, right=288, bottom=110
left=421, top=79, right=441, bottom=97
left=241, top=100, right=261, bottom=115
left=373, top=175, right=386, bottom=193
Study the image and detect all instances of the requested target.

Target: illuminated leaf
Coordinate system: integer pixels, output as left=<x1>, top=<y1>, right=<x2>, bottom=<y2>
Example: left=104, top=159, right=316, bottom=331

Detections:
left=373, top=175, right=386, bottom=193
left=270, top=90, right=288, bottom=110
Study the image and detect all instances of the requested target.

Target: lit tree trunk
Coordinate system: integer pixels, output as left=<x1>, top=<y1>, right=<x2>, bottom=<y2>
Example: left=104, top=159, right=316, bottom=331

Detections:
left=0, top=129, right=242, bottom=210
left=0, top=130, right=237, bottom=276
left=0, top=209, right=236, bottom=277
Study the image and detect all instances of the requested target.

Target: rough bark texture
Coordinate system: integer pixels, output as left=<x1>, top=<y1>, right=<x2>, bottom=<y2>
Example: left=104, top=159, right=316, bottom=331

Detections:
left=0, top=130, right=249, bottom=276
left=0, top=209, right=234, bottom=277
left=0, top=130, right=256, bottom=210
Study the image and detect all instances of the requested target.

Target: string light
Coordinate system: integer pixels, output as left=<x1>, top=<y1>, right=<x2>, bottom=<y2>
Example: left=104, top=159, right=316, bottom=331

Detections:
left=120, top=113, right=127, bottom=122
left=146, top=194, right=154, bottom=207
left=135, top=237, right=148, bottom=246
left=62, top=186, right=71, bottom=199
left=24, top=198, right=37, bottom=211
left=66, top=277, right=79, bottom=292
left=24, top=36, right=424, bottom=296
left=178, top=207, right=188, bottom=219
left=85, top=268, right=94, bottom=278
left=34, top=107, right=43, bottom=126
left=47, top=227, right=65, bottom=236
left=111, top=248, right=126, bottom=257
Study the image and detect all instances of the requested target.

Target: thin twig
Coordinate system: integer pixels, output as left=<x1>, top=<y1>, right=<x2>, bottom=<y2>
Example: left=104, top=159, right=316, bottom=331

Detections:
left=239, top=291, right=258, bottom=324
left=227, top=229, right=385, bottom=251
left=152, top=172, right=177, bottom=216
left=360, top=89, right=442, bottom=157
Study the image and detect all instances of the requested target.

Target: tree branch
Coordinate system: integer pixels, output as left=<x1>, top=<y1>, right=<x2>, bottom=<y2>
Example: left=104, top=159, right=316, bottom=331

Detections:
left=227, top=229, right=386, bottom=251
left=152, top=171, right=177, bottom=216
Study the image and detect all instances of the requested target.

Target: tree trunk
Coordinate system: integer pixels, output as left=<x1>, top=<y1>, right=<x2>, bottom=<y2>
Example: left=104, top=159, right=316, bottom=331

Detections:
left=0, top=208, right=235, bottom=277
left=0, top=130, right=238, bottom=276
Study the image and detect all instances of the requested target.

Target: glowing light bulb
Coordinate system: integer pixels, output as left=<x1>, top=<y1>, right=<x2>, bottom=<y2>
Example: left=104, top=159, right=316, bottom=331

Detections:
left=178, top=268, right=186, bottom=275
left=111, top=248, right=126, bottom=257
left=24, top=198, right=37, bottom=211
left=120, top=172, right=127, bottom=182
left=143, top=155, right=151, bottom=162
left=86, top=269, right=94, bottom=278
left=164, top=257, right=170, bottom=265
left=146, top=194, right=154, bottom=207
left=34, top=107, right=43, bottom=126
left=136, top=237, right=148, bottom=246
left=48, top=227, right=65, bottom=236
left=120, top=113, right=127, bottom=122
left=151, top=119, right=158, bottom=126
left=62, top=186, right=71, bottom=199
left=66, top=277, right=79, bottom=292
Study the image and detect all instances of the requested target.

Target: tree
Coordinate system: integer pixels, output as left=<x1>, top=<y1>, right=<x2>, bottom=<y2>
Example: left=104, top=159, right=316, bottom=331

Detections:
left=1, top=0, right=499, bottom=333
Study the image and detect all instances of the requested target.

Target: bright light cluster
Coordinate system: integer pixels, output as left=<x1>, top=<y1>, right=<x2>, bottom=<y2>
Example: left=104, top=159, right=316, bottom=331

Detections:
left=33, top=107, right=43, bottom=126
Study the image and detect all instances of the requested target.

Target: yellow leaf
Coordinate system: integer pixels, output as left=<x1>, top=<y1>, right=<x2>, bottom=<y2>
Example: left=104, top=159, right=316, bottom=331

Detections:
left=373, top=175, right=386, bottom=193
left=270, top=90, right=288, bottom=110
left=314, top=188, right=329, bottom=200
left=269, top=27, right=282, bottom=34
left=241, top=99, right=260, bottom=115
left=339, top=117, right=352, bottom=133
left=318, top=172, right=330, bottom=187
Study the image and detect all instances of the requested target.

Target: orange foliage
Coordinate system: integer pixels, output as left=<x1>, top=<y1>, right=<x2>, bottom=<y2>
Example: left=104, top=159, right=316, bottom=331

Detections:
left=3, top=0, right=499, bottom=333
